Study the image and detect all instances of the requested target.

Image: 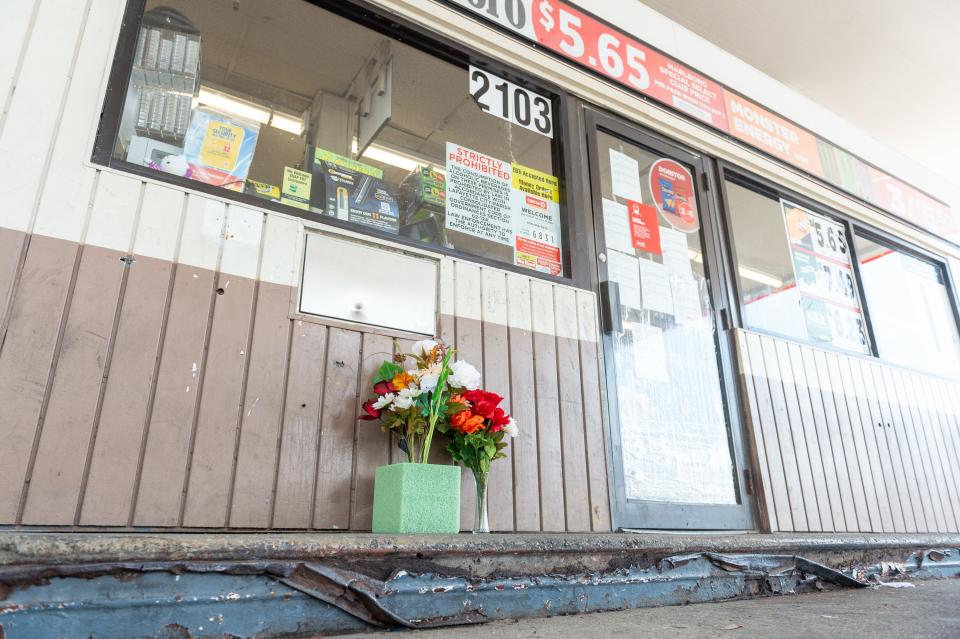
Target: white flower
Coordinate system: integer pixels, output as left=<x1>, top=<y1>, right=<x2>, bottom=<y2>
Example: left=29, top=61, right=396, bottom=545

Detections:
left=392, top=394, right=415, bottom=410
left=398, top=386, right=422, bottom=399
left=372, top=393, right=395, bottom=410
left=503, top=418, right=518, bottom=438
left=411, top=339, right=439, bottom=357
left=449, top=360, right=481, bottom=390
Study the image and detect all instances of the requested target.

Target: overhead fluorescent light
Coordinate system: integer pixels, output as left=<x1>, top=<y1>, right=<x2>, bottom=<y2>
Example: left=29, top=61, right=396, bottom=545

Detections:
left=196, top=87, right=270, bottom=124
left=351, top=140, right=444, bottom=174
left=687, top=248, right=782, bottom=288
left=270, top=112, right=304, bottom=135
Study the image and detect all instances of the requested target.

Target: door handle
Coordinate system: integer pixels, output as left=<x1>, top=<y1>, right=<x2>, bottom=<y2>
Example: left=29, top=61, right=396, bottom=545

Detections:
left=599, top=280, right=623, bottom=334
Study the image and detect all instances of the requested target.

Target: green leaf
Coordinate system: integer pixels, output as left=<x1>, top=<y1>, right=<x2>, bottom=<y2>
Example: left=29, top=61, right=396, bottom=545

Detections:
left=373, top=360, right=403, bottom=384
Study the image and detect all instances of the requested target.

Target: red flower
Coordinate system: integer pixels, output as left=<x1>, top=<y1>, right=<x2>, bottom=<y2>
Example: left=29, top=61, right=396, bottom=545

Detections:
left=489, top=407, right=510, bottom=432
left=373, top=380, right=395, bottom=396
left=358, top=398, right=381, bottom=421
left=464, top=390, right=502, bottom=413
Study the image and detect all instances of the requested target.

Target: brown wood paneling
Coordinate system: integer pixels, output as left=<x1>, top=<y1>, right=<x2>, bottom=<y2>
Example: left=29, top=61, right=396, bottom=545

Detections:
left=313, top=327, right=362, bottom=529
left=813, top=350, right=872, bottom=532
left=0, top=228, right=27, bottom=335
left=133, top=264, right=216, bottom=526
left=483, top=320, right=515, bottom=531
left=847, top=358, right=906, bottom=532
left=229, top=282, right=294, bottom=527
left=905, top=368, right=956, bottom=531
left=579, top=338, right=611, bottom=532
left=883, top=366, right=941, bottom=532
left=866, top=362, right=921, bottom=532
left=557, top=335, right=590, bottom=531
left=758, top=336, right=809, bottom=531
left=911, top=373, right=960, bottom=531
left=533, top=327, right=565, bottom=531
left=181, top=274, right=257, bottom=527
left=508, top=328, right=540, bottom=531
left=782, top=342, right=834, bottom=530
left=351, top=333, right=394, bottom=531
left=20, top=245, right=124, bottom=525
left=455, top=315, right=483, bottom=531
left=272, top=321, right=327, bottom=529
left=80, top=254, right=173, bottom=525
left=834, top=354, right=894, bottom=532
left=735, top=332, right=776, bottom=532
left=929, top=378, right=960, bottom=531
left=0, top=235, right=76, bottom=523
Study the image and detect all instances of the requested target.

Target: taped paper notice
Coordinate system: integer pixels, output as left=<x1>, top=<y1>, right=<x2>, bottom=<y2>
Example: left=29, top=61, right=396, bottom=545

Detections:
left=639, top=259, right=674, bottom=315
left=513, top=163, right=562, bottom=275
left=661, top=227, right=692, bottom=276
left=607, top=250, right=642, bottom=310
left=602, top=199, right=633, bottom=254
left=445, top=142, right=513, bottom=245
left=610, top=149, right=642, bottom=201
left=627, top=200, right=661, bottom=254
left=671, top=275, right=702, bottom=324
left=632, top=324, right=668, bottom=382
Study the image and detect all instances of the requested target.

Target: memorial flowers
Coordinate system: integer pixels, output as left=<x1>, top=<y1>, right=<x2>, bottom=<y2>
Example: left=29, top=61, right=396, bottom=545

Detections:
left=359, top=338, right=517, bottom=533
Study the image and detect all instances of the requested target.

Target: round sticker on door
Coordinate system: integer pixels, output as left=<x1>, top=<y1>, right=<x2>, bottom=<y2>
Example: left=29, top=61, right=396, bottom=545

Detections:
left=648, top=158, right=699, bottom=233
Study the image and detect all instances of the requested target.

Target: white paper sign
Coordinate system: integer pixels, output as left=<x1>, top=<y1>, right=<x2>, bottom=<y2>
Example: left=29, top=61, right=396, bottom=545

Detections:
left=469, top=66, right=553, bottom=138
left=609, top=149, right=642, bottom=201
left=671, top=275, right=702, bottom=324
left=445, top=142, right=513, bottom=245
left=632, top=324, right=668, bottom=382
left=660, top=227, right=693, bottom=276
left=602, top=198, right=633, bottom=254
left=639, top=259, right=674, bottom=315
left=607, top=250, right=642, bottom=310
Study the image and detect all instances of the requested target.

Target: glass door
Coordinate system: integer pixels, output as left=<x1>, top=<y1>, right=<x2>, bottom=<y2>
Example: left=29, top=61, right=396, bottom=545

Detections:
left=586, top=110, right=754, bottom=530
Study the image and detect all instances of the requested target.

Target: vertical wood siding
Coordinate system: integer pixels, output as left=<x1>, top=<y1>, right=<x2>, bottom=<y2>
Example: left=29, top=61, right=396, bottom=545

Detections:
left=0, top=132, right=610, bottom=535
left=736, top=329, right=960, bottom=533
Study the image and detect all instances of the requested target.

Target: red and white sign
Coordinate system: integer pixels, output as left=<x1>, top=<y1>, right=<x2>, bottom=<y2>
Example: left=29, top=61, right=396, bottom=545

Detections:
left=516, top=236, right=562, bottom=275
left=626, top=200, right=661, bottom=254
left=447, top=0, right=957, bottom=244
left=648, top=159, right=699, bottom=233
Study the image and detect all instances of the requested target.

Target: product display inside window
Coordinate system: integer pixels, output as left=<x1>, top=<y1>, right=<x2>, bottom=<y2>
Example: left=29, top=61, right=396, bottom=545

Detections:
left=111, top=1, right=564, bottom=275
left=855, top=236, right=960, bottom=379
left=725, top=178, right=869, bottom=354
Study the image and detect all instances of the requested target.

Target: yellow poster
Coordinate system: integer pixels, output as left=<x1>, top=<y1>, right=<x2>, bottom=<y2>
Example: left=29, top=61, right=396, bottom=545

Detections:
left=199, top=121, right=244, bottom=171
left=511, top=163, right=560, bottom=203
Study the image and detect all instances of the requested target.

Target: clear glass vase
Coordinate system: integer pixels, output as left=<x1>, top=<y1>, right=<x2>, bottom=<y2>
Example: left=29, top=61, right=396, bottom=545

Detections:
left=472, top=469, right=490, bottom=534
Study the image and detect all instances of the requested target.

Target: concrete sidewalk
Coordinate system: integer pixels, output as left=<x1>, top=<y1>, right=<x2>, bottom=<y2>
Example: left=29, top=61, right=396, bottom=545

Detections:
left=356, top=578, right=960, bottom=638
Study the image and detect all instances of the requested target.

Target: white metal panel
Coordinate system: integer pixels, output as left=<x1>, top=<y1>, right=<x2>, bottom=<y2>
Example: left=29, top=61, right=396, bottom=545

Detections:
left=0, top=1, right=38, bottom=111
left=219, top=205, right=264, bottom=279
left=32, top=0, right=125, bottom=242
left=300, top=232, right=437, bottom=335
left=575, top=289, right=599, bottom=344
left=259, top=213, right=301, bottom=287
left=85, top=171, right=141, bottom=251
left=0, top=0, right=90, bottom=233
left=133, top=183, right=186, bottom=260
left=178, top=195, right=225, bottom=271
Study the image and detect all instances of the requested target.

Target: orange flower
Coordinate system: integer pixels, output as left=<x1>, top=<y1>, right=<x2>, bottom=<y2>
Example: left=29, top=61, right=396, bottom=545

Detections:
left=392, top=371, right=415, bottom=390
left=451, top=410, right=485, bottom=435
left=450, top=394, right=467, bottom=405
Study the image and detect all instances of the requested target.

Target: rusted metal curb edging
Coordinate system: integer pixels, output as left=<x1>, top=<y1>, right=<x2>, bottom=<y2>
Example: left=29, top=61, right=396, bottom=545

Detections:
left=4, top=531, right=960, bottom=570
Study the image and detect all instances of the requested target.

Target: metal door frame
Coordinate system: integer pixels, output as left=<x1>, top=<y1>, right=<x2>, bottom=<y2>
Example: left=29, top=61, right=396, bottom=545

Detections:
left=584, top=107, right=757, bottom=531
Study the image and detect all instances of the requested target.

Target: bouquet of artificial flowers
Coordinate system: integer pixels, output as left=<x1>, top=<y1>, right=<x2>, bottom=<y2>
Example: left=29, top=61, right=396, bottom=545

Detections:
left=358, top=339, right=486, bottom=463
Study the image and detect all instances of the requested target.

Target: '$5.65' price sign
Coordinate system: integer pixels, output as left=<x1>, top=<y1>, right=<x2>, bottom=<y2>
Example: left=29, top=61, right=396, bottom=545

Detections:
left=534, top=0, right=652, bottom=91
left=449, top=0, right=730, bottom=128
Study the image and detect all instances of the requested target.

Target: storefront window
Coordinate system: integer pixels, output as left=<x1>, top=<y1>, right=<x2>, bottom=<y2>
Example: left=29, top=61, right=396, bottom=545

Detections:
left=104, top=1, right=565, bottom=276
left=855, top=236, right=960, bottom=379
left=725, top=177, right=869, bottom=354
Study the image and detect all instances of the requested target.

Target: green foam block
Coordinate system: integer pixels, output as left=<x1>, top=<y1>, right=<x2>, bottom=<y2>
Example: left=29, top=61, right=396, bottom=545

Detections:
left=372, top=463, right=461, bottom=534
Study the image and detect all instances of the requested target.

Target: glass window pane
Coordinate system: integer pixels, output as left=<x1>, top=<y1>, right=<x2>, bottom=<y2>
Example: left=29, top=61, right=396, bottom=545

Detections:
left=855, top=236, right=960, bottom=379
left=110, top=1, right=564, bottom=275
left=725, top=178, right=869, bottom=353
left=597, top=131, right=737, bottom=505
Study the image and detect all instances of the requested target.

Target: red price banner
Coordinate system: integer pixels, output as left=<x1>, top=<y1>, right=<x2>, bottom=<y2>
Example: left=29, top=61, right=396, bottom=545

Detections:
left=531, top=0, right=728, bottom=128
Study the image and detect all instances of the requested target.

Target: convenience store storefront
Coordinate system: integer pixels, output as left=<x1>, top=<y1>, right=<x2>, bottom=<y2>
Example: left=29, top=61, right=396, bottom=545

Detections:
left=4, top=0, right=960, bottom=546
